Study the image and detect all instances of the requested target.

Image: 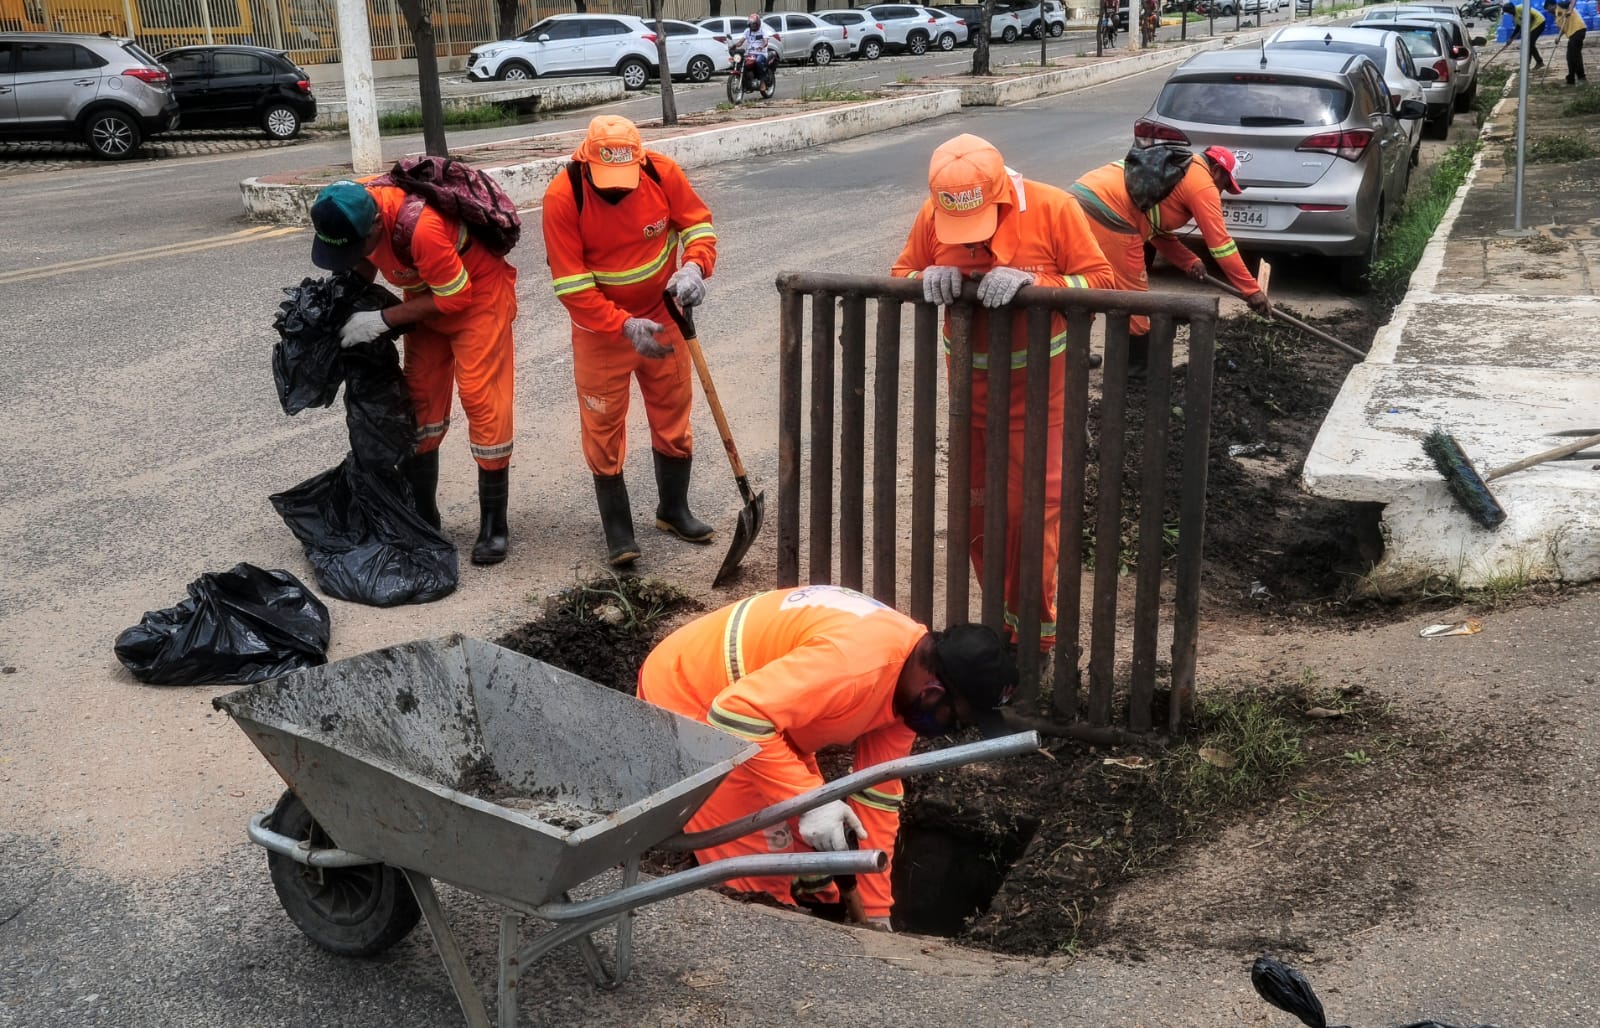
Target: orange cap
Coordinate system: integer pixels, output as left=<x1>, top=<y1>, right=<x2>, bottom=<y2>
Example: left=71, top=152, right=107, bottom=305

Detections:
left=574, top=115, right=643, bottom=190
left=928, top=134, right=1008, bottom=245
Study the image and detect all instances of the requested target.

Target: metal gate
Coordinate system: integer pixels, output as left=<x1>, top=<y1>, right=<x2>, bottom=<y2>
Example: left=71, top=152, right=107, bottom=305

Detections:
left=775, top=272, right=1218, bottom=733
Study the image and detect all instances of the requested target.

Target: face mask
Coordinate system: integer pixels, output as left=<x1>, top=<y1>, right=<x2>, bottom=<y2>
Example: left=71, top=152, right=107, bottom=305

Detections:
left=904, top=689, right=951, bottom=738
left=594, top=186, right=634, bottom=205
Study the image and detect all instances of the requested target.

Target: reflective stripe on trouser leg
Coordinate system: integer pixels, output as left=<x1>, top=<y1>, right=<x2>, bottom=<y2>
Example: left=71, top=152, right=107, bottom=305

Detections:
left=404, top=328, right=457, bottom=456
left=1082, top=215, right=1152, bottom=338
left=636, top=320, right=694, bottom=460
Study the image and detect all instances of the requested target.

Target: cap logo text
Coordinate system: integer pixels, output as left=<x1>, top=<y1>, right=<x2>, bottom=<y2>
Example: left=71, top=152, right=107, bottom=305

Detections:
left=599, top=145, right=635, bottom=165
left=937, top=186, right=985, bottom=213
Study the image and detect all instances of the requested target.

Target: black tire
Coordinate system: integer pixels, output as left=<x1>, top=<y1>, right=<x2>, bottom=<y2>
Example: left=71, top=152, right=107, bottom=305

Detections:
left=1049, top=21, right=1064, bottom=36
left=727, top=72, right=745, bottom=104
left=1455, top=80, right=1477, bottom=113
left=261, top=102, right=301, bottom=140
left=862, top=37, right=883, bottom=59
left=1425, top=111, right=1450, bottom=140
left=496, top=60, right=534, bottom=81
left=83, top=108, right=141, bottom=160
left=1001, top=25, right=1019, bottom=43
left=1339, top=202, right=1381, bottom=293
left=812, top=42, right=834, bottom=65
left=937, top=31, right=957, bottom=51
left=266, top=790, right=420, bottom=957
left=907, top=30, right=930, bottom=54
left=687, top=55, right=715, bottom=82
left=617, top=56, right=651, bottom=90
left=758, top=71, right=776, bottom=99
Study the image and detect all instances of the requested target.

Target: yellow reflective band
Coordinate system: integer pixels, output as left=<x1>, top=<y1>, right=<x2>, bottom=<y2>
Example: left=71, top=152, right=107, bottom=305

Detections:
left=431, top=266, right=469, bottom=298
left=471, top=440, right=513, bottom=460
left=591, top=235, right=675, bottom=287
left=552, top=272, right=597, bottom=297
left=1148, top=205, right=1163, bottom=230
left=1210, top=241, right=1239, bottom=259
left=722, top=596, right=754, bottom=685
left=1065, top=274, right=1087, bottom=290
left=679, top=222, right=716, bottom=245
left=707, top=701, right=776, bottom=742
left=947, top=330, right=1069, bottom=370
left=1003, top=611, right=1058, bottom=638
left=792, top=874, right=834, bottom=895
left=852, top=787, right=902, bottom=813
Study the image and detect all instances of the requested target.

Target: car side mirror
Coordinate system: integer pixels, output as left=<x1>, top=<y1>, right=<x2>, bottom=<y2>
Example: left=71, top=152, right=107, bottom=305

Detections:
left=1415, top=66, right=1438, bottom=80
left=1397, top=97, right=1428, bottom=119
left=1472, top=34, right=1487, bottom=45
left=537, top=33, right=551, bottom=41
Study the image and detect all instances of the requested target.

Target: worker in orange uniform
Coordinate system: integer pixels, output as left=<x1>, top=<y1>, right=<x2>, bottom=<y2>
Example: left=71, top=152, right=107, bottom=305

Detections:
left=542, top=115, right=719, bottom=567
left=1069, top=145, right=1269, bottom=372
left=310, top=178, right=518, bottom=564
left=891, top=134, right=1115, bottom=653
left=638, top=584, right=1018, bottom=926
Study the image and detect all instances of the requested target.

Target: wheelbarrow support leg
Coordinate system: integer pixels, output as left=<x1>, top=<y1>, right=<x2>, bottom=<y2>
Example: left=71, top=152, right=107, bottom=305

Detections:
left=403, top=869, right=494, bottom=1028
left=498, top=912, right=520, bottom=1028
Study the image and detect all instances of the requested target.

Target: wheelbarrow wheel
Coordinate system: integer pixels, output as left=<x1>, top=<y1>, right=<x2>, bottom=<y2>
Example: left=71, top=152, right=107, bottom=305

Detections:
left=267, top=789, right=421, bottom=957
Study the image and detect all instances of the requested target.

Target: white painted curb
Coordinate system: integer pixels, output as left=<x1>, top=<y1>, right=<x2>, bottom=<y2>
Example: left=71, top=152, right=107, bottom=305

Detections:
left=317, top=77, right=624, bottom=129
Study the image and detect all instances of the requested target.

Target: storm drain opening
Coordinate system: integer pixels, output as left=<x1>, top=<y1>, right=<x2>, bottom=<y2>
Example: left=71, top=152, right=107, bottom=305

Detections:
left=891, top=811, right=1040, bottom=936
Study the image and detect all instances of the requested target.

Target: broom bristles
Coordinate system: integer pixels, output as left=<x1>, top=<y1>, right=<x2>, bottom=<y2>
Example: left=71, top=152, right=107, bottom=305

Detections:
left=1422, top=427, right=1506, bottom=529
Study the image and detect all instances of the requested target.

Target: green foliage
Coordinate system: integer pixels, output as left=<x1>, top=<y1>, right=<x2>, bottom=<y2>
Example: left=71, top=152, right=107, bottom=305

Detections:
left=1474, top=66, right=1511, bottom=122
left=1507, top=132, right=1598, bottom=164
left=798, top=80, right=870, bottom=102
left=1157, top=690, right=1307, bottom=819
left=376, top=104, right=515, bottom=132
left=540, top=572, right=692, bottom=632
left=1369, top=137, right=1480, bottom=304
left=1561, top=84, right=1600, bottom=116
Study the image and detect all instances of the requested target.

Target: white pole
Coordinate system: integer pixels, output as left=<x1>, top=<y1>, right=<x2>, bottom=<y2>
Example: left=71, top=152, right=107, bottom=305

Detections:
left=336, top=0, right=383, bottom=174
left=1514, top=1, right=1529, bottom=229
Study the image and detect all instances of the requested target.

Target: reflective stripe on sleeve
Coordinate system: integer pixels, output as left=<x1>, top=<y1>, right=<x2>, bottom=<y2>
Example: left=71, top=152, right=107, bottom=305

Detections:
left=679, top=222, right=716, bottom=246
left=1209, top=240, right=1239, bottom=260
left=707, top=702, right=777, bottom=742
left=552, top=272, right=597, bottom=297
left=851, top=786, right=903, bottom=813
left=432, top=265, right=469, bottom=298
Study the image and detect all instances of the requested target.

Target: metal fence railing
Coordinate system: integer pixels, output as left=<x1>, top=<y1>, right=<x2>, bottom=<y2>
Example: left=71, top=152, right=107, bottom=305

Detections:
left=775, top=273, right=1218, bottom=733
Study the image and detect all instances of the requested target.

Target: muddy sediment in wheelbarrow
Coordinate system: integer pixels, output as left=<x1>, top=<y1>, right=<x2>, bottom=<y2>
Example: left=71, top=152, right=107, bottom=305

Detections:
left=456, top=753, right=614, bottom=832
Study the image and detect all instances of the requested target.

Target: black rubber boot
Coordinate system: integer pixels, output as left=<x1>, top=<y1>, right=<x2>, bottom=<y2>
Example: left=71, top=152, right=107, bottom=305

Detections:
left=471, top=466, right=509, bottom=565
left=652, top=450, right=715, bottom=543
left=594, top=473, right=641, bottom=567
left=399, top=449, right=441, bottom=530
left=1127, top=332, right=1150, bottom=378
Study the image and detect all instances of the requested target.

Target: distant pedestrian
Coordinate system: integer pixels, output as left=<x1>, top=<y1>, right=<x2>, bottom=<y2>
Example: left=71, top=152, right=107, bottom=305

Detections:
left=1503, top=1, right=1548, bottom=68
left=1553, top=0, right=1587, bottom=83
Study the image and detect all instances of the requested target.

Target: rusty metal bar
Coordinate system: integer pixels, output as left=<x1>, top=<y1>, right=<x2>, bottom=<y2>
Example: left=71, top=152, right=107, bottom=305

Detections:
left=839, top=296, right=867, bottom=592
left=945, top=305, right=975, bottom=628
left=980, top=308, right=1011, bottom=638
left=774, top=273, right=1216, bottom=320
left=1170, top=312, right=1217, bottom=733
left=1127, top=314, right=1175, bottom=733
left=1088, top=312, right=1131, bottom=727
left=777, top=289, right=804, bottom=588
left=910, top=304, right=939, bottom=628
left=1053, top=309, right=1094, bottom=720
left=1013, top=307, right=1053, bottom=701
left=871, top=299, right=902, bottom=608
left=809, top=295, right=836, bottom=586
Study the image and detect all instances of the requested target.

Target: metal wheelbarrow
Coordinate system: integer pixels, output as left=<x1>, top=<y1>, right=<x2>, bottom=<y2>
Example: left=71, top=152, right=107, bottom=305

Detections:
left=215, top=635, right=1038, bottom=1028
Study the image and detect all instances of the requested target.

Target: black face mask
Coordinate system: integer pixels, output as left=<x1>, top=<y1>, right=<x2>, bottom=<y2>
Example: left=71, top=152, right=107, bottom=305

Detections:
left=904, top=688, right=954, bottom=738
left=593, top=185, right=634, bottom=205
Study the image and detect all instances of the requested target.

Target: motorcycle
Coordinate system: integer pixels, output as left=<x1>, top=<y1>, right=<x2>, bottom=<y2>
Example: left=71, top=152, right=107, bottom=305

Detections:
left=726, top=44, right=777, bottom=105
left=1458, top=0, right=1500, bottom=17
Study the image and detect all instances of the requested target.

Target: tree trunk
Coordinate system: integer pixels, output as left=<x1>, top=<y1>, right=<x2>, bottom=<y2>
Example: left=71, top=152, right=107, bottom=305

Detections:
left=650, top=0, right=678, bottom=126
left=397, top=0, right=448, bottom=158
left=972, top=0, right=995, bottom=74
left=709, top=0, right=722, bottom=17
left=495, top=0, right=517, bottom=41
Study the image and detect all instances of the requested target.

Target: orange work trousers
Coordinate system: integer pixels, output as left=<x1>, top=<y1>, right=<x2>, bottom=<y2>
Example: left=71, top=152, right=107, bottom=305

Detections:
left=570, top=313, right=693, bottom=477
left=964, top=351, right=1066, bottom=652
left=1083, top=218, right=1153, bottom=337
left=403, top=265, right=518, bottom=470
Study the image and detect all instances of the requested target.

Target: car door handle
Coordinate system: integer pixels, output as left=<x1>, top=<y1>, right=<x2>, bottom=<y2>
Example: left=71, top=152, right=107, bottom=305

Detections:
left=0, top=86, right=11, bottom=94
left=75, top=78, right=96, bottom=86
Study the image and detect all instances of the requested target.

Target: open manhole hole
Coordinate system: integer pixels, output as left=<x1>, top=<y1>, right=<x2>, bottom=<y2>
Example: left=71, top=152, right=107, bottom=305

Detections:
left=891, top=811, right=1040, bottom=936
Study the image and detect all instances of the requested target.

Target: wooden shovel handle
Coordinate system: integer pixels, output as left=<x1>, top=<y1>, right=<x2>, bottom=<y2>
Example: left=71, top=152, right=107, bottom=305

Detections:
left=1488, top=431, right=1600, bottom=482
left=662, top=293, right=750, bottom=481
left=1202, top=274, right=1366, bottom=360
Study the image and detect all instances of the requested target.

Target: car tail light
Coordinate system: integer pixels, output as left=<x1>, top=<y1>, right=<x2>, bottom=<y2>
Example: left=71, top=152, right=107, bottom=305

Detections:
left=875, top=22, right=885, bottom=29
left=928, top=15, right=937, bottom=21
left=122, top=67, right=169, bottom=85
left=1297, top=129, right=1373, bottom=161
left=1296, top=203, right=1348, bottom=212
left=1451, top=44, right=1467, bottom=58
left=1133, top=118, right=1190, bottom=147
left=956, top=17, right=965, bottom=24
left=642, top=32, right=657, bottom=42
left=296, top=78, right=311, bottom=93
left=1433, top=58, right=1450, bottom=82
left=1389, top=91, right=1399, bottom=109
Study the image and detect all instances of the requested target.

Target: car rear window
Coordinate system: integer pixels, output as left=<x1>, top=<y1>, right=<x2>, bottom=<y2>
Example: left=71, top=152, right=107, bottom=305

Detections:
left=1272, top=40, right=1388, bottom=72
left=1157, top=75, right=1352, bottom=126
left=124, top=42, right=162, bottom=67
left=822, top=12, right=865, bottom=23
left=1388, top=28, right=1444, bottom=58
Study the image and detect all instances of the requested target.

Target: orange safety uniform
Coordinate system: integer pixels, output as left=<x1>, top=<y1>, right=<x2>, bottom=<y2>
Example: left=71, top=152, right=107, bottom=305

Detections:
left=637, top=586, right=927, bottom=918
left=361, top=182, right=518, bottom=470
left=1069, top=155, right=1259, bottom=335
left=541, top=154, right=718, bottom=477
left=891, top=172, right=1115, bottom=651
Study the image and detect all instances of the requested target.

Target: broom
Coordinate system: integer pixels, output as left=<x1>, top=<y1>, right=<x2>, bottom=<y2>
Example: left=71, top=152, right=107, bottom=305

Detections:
left=1423, top=426, right=1600, bottom=529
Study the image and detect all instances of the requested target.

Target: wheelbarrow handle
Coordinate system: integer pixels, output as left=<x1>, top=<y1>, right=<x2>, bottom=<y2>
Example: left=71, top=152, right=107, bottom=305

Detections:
left=660, top=731, right=1041, bottom=852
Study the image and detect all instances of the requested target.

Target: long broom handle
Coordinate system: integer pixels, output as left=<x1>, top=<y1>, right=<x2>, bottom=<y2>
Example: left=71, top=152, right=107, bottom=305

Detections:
left=662, top=293, right=752, bottom=485
left=1488, top=431, right=1600, bottom=481
left=1203, top=274, right=1367, bottom=360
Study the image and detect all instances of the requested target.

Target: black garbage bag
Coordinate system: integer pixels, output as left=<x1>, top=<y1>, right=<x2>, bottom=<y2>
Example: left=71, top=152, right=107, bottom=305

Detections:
left=341, top=330, right=416, bottom=469
left=270, top=454, right=458, bottom=608
left=272, top=273, right=401, bottom=417
left=1123, top=144, right=1193, bottom=211
left=114, top=563, right=330, bottom=685
left=1251, top=956, right=1503, bottom=1028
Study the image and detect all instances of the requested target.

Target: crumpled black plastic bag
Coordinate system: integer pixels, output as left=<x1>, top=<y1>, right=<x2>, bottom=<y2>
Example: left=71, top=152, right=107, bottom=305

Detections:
left=114, top=563, right=330, bottom=685
left=1124, top=144, right=1193, bottom=211
left=272, top=273, right=401, bottom=417
left=270, top=454, right=458, bottom=608
left=341, top=330, right=416, bottom=469
left=1251, top=956, right=1502, bottom=1028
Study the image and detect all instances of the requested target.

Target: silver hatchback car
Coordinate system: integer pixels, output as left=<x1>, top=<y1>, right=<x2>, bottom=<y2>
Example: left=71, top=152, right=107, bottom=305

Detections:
left=1135, top=49, right=1426, bottom=288
left=0, top=33, right=180, bottom=158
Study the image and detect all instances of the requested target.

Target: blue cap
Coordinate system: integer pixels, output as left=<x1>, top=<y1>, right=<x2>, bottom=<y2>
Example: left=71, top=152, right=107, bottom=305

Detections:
left=309, top=180, right=377, bottom=271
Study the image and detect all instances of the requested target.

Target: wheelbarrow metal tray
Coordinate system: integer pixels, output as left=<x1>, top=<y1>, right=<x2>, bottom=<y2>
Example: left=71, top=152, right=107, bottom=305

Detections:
left=215, top=635, right=757, bottom=907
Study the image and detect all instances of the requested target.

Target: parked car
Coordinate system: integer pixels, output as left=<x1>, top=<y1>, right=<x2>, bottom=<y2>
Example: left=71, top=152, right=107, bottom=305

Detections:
left=156, top=45, right=316, bottom=139
left=0, top=32, right=178, bottom=158
left=999, top=1, right=1068, bottom=38
left=1356, top=6, right=1482, bottom=110
left=863, top=4, right=948, bottom=53
left=817, top=9, right=889, bottom=59
left=1240, top=0, right=1284, bottom=13
left=1265, top=26, right=1427, bottom=167
left=656, top=20, right=728, bottom=82
left=1350, top=18, right=1456, bottom=135
left=700, top=13, right=849, bottom=64
left=1134, top=48, right=1426, bottom=289
left=923, top=7, right=971, bottom=49
left=466, top=14, right=659, bottom=90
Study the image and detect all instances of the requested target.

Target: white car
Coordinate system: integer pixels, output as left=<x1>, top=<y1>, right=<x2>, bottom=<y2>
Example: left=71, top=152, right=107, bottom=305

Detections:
left=864, top=3, right=947, bottom=54
left=925, top=7, right=971, bottom=50
left=699, top=13, right=850, bottom=65
left=817, top=9, right=890, bottom=59
left=658, top=20, right=733, bottom=82
left=1266, top=26, right=1428, bottom=166
left=466, top=13, right=658, bottom=90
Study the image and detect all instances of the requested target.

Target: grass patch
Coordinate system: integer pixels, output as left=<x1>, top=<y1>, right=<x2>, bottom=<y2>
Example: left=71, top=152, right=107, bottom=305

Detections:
left=1474, top=65, right=1511, bottom=123
left=377, top=103, right=517, bottom=132
left=1561, top=84, right=1600, bottom=115
left=1156, top=689, right=1309, bottom=821
left=798, top=81, right=870, bottom=102
left=1508, top=132, right=1598, bottom=164
left=1369, top=136, right=1480, bottom=304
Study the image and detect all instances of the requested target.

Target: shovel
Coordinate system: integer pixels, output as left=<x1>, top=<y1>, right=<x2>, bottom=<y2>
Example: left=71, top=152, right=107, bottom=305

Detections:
left=1202, top=273, right=1367, bottom=360
left=661, top=292, right=766, bottom=588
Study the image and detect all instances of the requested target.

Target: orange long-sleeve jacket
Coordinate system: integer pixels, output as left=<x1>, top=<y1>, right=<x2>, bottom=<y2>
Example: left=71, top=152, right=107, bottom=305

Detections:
left=359, top=183, right=512, bottom=319
left=639, top=585, right=927, bottom=918
left=891, top=171, right=1115, bottom=369
left=541, top=152, right=718, bottom=336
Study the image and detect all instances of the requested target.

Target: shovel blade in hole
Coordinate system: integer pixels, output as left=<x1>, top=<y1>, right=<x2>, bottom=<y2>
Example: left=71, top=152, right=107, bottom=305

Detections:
left=712, top=490, right=765, bottom=589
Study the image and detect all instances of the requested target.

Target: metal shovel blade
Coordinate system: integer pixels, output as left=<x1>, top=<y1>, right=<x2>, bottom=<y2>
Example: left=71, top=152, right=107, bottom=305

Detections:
left=713, top=485, right=764, bottom=589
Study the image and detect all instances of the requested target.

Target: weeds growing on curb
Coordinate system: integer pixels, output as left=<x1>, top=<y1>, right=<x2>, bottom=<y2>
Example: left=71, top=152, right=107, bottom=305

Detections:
left=1369, top=137, right=1480, bottom=304
left=377, top=104, right=516, bottom=131
left=1474, top=66, right=1511, bottom=123
left=1155, top=689, right=1309, bottom=821
left=799, top=81, right=870, bottom=102
left=1560, top=84, right=1600, bottom=116
left=1509, top=132, right=1597, bottom=164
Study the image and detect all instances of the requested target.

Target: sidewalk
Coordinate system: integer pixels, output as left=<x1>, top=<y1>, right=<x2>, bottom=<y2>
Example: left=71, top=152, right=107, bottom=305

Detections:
left=1303, top=70, right=1600, bottom=586
left=310, top=71, right=624, bottom=127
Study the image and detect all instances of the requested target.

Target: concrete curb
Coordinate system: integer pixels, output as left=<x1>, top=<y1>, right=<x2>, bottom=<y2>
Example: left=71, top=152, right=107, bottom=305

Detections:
left=239, top=89, right=963, bottom=224
left=316, top=78, right=625, bottom=130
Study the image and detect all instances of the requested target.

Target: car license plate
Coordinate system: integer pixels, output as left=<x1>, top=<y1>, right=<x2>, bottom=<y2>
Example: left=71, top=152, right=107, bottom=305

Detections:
left=1224, top=204, right=1266, bottom=228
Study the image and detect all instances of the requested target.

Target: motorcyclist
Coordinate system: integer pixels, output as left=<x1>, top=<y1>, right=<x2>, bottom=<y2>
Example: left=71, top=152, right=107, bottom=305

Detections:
left=735, top=12, right=779, bottom=84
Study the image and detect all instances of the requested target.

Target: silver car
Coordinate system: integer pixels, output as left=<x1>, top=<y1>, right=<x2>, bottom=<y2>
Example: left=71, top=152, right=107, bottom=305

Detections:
left=700, top=14, right=849, bottom=64
left=1266, top=26, right=1428, bottom=167
left=1135, top=49, right=1426, bottom=289
left=1350, top=18, right=1457, bottom=136
left=0, top=32, right=179, bottom=159
left=1357, top=6, right=1483, bottom=110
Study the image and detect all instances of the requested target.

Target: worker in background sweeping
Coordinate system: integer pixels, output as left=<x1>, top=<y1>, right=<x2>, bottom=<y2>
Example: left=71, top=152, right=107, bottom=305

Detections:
left=638, top=585, right=1017, bottom=927
left=1503, top=1, right=1548, bottom=68
left=542, top=115, right=719, bottom=567
left=309, top=178, right=518, bottom=564
left=1069, top=145, right=1270, bottom=375
left=891, top=133, right=1115, bottom=655
left=1553, top=0, right=1587, bottom=84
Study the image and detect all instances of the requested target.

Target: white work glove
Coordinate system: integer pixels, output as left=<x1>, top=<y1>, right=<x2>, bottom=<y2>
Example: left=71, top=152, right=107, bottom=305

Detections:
left=339, top=309, right=390, bottom=348
left=623, top=317, right=673, bottom=359
left=920, top=265, right=965, bottom=306
left=976, top=266, right=1035, bottom=308
left=796, top=800, right=867, bottom=853
left=666, top=262, right=706, bottom=308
